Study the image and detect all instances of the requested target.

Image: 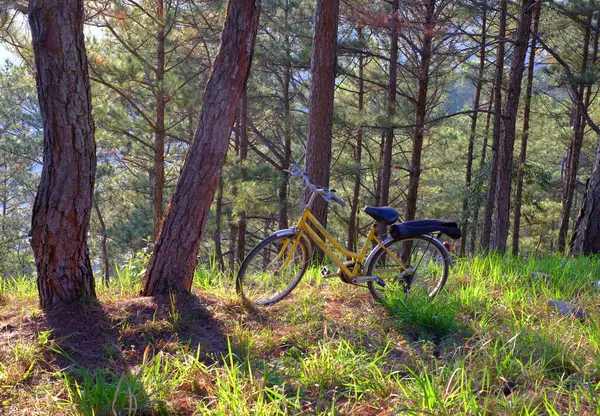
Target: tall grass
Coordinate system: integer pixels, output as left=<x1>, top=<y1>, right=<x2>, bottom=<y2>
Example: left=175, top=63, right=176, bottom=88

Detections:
left=3, top=253, right=600, bottom=414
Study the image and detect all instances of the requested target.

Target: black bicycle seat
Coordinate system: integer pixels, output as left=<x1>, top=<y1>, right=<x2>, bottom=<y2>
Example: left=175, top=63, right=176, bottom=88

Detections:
left=363, top=206, right=399, bottom=225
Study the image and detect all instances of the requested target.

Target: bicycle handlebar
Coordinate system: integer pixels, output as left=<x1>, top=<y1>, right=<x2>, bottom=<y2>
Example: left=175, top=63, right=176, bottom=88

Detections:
left=285, top=163, right=346, bottom=207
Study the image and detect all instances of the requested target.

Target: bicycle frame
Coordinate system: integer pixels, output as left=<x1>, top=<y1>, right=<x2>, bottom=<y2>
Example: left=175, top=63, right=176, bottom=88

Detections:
left=279, top=207, right=410, bottom=280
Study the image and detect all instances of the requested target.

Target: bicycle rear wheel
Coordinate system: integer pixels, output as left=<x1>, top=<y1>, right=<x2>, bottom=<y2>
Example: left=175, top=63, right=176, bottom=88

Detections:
left=366, top=235, right=450, bottom=303
left=236, top=231, right=311, bottom=307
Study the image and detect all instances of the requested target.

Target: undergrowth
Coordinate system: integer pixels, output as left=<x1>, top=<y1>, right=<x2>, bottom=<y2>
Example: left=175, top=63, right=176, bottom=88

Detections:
left=1, top=253, right=600, bottom=414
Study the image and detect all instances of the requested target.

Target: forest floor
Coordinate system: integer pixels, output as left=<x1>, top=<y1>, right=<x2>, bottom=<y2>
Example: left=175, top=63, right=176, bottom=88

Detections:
left=1, top=254, right=600, bottom=415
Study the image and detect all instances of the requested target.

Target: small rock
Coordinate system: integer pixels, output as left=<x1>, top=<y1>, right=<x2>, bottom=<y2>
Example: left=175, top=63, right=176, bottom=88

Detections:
left=548, top=300, right=587, bottom=321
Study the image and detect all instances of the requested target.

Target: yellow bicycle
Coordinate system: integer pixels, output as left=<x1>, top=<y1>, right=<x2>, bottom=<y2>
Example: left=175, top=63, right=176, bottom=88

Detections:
left=236, top=164, right=461, bottom=307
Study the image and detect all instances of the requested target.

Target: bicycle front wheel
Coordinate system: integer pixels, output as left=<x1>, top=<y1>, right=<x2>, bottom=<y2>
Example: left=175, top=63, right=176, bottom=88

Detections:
left=236, top=231, right=312, bottom=307
left=366, top=235, right=450, bottom=303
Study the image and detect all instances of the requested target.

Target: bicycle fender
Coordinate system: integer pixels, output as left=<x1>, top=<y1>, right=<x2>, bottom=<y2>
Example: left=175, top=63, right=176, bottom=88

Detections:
left=272, top=229, right=313, bottom=259
left=274, top=229, right=300, bottom=238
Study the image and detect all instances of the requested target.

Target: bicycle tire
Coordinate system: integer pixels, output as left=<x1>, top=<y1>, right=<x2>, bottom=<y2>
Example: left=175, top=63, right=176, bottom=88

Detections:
left=236, top=230, right=312, bottom=307
left=366, top=234, right=450, bottom=302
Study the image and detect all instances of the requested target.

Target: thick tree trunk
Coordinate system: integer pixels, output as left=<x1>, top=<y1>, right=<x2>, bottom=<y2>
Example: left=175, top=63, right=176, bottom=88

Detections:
left=302, top=0, right=340, bottom=228
left=460, top=8, right=487, bottom=256
left=94, top=199, right=110, bottom=286
left=379, top=0, right=398, bottom=216
left=481, top=0, right=506, bottom=251
left=236, top=91, right=248, bottom=262
left=153, top=0, right=166, bottom=240
left=572, top=134, right=600, bottom=255
left=491, top=0, right=536, bottom=254
left=405, top=0, right=434, bottom=222
left=348, top=28, right=365, bottom=253
left=29, top=0, right=97, bottom=309
left=142, top=0, right=261, bottom=295
left=512, top=3, right=540, bottom=255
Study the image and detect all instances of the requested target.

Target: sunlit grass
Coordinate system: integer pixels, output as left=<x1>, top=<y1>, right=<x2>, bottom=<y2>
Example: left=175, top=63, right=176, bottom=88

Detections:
left=2, top=253, right=600, bottom=414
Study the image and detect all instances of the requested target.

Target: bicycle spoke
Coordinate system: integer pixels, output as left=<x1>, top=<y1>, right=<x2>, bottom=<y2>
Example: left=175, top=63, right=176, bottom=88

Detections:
left=237, top=234, right=310, bottom=306
left=368, top=236, right=449, bottom=302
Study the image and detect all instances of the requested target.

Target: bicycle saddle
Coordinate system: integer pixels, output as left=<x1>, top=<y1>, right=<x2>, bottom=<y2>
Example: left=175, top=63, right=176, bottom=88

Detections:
left=363, top=206, right=399, bottom=225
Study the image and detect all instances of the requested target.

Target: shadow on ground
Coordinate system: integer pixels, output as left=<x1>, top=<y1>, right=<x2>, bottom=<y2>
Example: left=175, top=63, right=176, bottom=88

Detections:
left=43, top=292, right=229, bottom=372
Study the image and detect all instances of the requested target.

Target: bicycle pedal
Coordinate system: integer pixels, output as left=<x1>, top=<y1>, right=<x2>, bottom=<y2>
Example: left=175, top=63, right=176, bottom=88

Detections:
left=375, top=276, right=386, bottom=287
left=320, top=266, right=330, bottom=277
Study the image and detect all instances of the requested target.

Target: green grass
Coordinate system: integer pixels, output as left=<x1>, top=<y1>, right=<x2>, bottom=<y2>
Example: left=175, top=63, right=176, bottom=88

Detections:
left=1, top=253, right=600, bottom=414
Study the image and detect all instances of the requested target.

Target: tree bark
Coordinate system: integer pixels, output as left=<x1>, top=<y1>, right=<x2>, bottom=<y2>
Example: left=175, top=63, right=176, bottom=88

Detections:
left=491, top=0, right=536, bottom=254
left=29, top=0, right=97, bottom=309
left=572, top=135, right=600, bottom=255
left=142, top=0, right=261, bottom=295
left=481, top=0, right=506, bottom=251
left=153, top=0, right=166, bottom=240
left=405, top=0, right=435, bottom=222
left=512, top=3, right=540, bottom=255
left=348, top=27, right=365, bottom=253
left=460, top=7, right=487, bottom=256
left=302, top=0, right=340, bottom=228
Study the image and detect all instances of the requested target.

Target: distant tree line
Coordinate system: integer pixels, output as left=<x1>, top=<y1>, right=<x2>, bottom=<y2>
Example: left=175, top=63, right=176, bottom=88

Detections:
left=0, top=0, right=598, bottom=308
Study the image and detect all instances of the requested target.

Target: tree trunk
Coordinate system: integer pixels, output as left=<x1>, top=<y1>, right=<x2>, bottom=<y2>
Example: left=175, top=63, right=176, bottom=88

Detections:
left=558, top=16, right=594, bottom=252
left=29, top=0, right=97, bottom=309
left=278, top=5, right=292, bottom=230
left=471, top=93, right=494, bottom=253
left=94, top=199, right=110, bottom=286
left=236, top=91, right=248, bottom=262
left=572, top=134, right=600, bottom=255
left=558, top=18, right=592, bottom=251
left=142, top=0, right=261, bottom=295
left=302, top=0, right=340, bottom=229
left=1, top=165, right=6, bottom=238
left=460, top=7, right=487, bottom=256
left=375, top=131, right=385, bottom=208
left=229, top=110, right=240, bottom=269
left=405, top=0, right=434, bottom=222
left=214, top=181, right=225, bottom=271
left=491, top=0, right=536, bottom=254
left=153, top=0, right=166, bottom=240
left=512, top=3, right=540, bottom=255
left=228, top=221, right=237, bottom=270
left=278, top=62, right=292, bottom=229
left=379, top=0, right=398, bottom=219
left=348, top=27, right=365, bottom=253
left=480, top=0, right=506, bottom=251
